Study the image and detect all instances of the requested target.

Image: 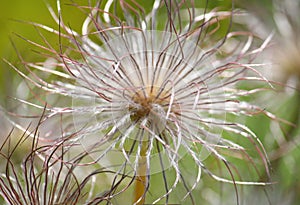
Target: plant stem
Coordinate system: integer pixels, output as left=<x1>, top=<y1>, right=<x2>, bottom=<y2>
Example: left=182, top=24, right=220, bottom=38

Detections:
left=134, top=141, right=148, bottom=205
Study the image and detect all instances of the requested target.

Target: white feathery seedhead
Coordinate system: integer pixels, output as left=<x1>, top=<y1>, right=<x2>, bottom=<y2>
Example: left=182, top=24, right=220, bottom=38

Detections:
left=9, top=0, right=282, bottom=204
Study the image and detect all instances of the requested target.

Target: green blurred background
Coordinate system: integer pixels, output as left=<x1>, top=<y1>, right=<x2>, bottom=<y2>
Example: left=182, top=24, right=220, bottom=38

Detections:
left=0, top=1, right=300, bottom=204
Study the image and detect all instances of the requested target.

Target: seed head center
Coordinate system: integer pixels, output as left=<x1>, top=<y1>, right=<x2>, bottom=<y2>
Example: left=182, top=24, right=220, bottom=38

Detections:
left=129, top=88, right=168, bottom=121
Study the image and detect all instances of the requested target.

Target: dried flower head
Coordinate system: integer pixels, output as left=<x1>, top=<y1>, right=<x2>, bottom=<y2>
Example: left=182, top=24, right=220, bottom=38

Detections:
left=5, top=0, right=283, bottom=204
left=0, top=121, right=117, bottom=205
left=242, top=0, right=300, bottom=89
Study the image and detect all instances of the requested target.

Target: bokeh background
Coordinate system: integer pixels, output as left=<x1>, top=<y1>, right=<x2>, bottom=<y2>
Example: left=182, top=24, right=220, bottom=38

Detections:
left=0, top=0, right=299, bottom=204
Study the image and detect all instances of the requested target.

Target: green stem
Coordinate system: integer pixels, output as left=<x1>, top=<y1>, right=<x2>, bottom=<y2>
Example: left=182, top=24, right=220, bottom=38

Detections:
left=134, top=141, right=148, bottom=205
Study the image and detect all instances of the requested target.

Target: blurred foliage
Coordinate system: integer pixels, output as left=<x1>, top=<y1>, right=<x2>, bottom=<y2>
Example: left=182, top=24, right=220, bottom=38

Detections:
left=0, top=0, right=96, bottom=106
left=0, top=0, right=49, bottom=105
left=0, top=0, right=300, bottom=205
